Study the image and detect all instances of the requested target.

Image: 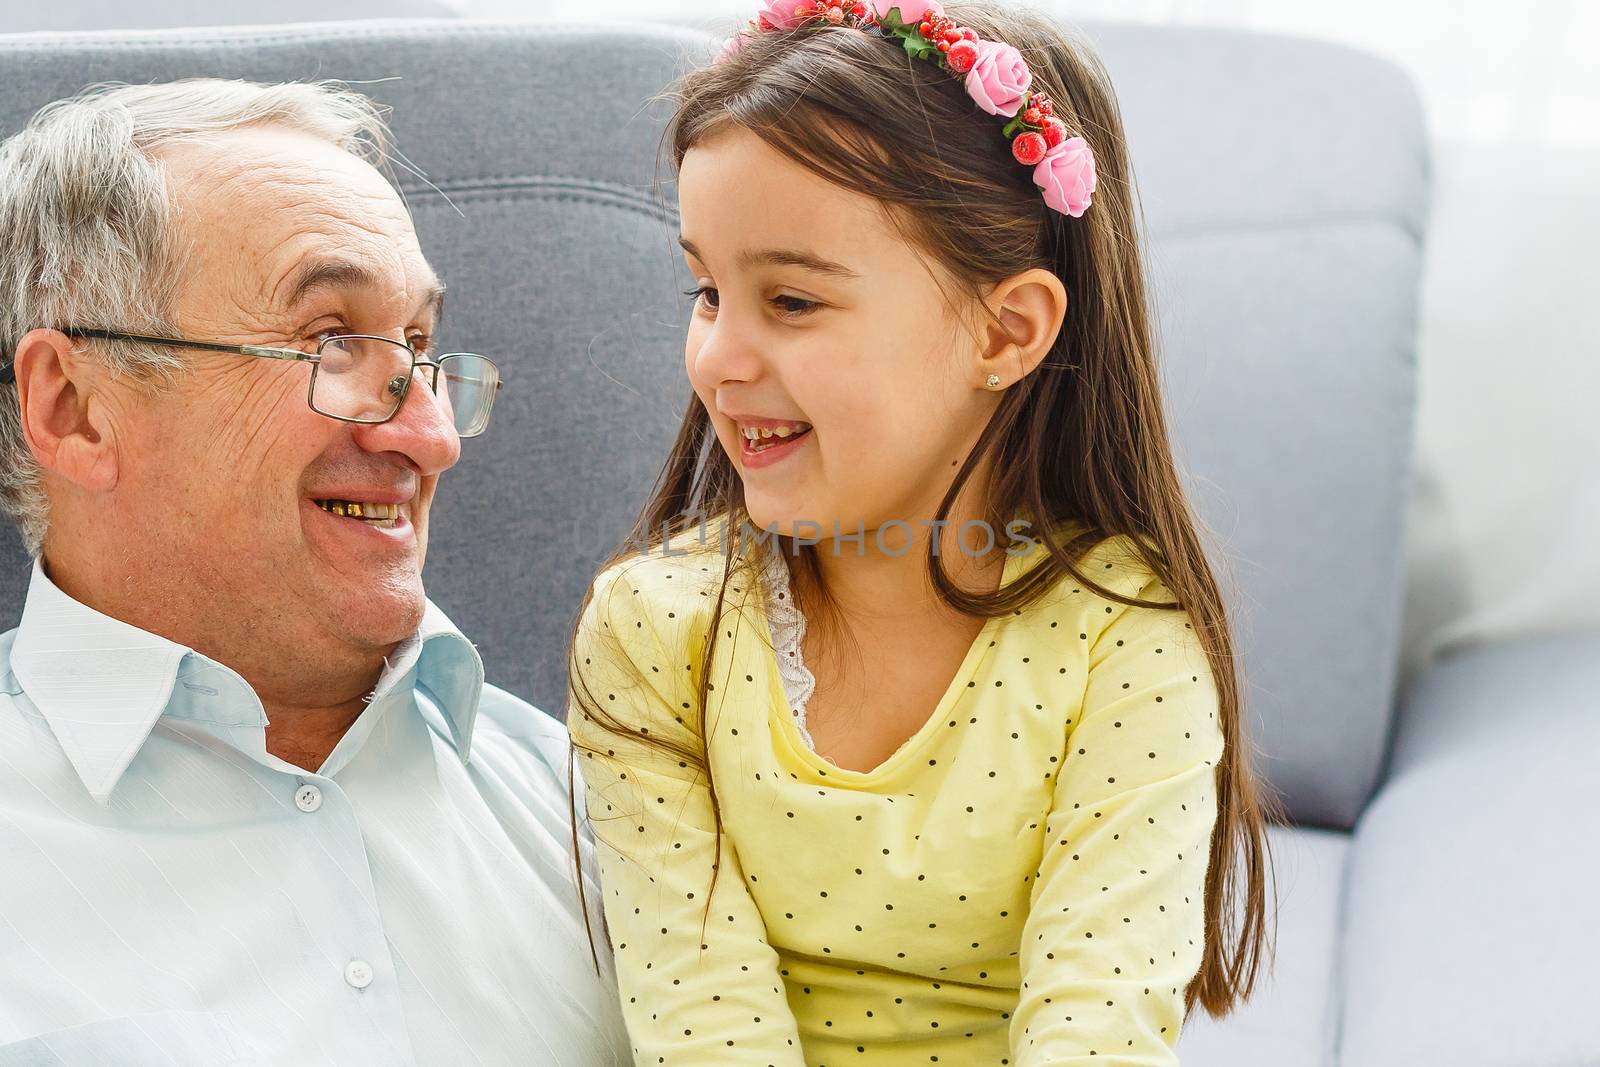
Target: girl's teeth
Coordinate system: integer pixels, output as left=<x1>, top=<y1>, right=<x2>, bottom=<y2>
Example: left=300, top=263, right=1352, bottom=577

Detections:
left=741, top=422, right=811, bottom=441
left=740, top=421, right=812, bottom=455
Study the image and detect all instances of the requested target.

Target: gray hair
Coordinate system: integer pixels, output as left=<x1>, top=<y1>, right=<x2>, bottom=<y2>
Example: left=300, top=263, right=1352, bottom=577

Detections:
left=0, top=79, right=395, bottom=554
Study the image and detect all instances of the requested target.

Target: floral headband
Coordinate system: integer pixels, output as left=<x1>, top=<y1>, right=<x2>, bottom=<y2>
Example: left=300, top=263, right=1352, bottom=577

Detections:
left=715, top=0, right=1096, bottom=218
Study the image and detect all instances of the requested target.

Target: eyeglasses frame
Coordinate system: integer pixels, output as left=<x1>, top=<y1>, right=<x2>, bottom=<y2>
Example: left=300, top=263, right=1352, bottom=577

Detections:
left=0, top=327, right=501, bottom=437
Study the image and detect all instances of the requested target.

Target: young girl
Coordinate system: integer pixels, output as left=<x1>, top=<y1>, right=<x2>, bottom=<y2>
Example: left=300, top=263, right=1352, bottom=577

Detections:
left=568, top=2, right=1278, bottom=1063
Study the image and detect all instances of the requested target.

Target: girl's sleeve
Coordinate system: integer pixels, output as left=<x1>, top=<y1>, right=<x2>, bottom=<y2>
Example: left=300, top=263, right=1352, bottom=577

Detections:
left=567, top=562, right=807, bottom=1067
left=1010, top=571, right=1227, bottom=1066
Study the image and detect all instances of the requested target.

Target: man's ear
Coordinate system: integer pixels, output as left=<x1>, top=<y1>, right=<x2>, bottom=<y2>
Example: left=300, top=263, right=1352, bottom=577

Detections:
left=12, top=329, right=120, bottom=493
left=974, top=268, right=1069, bottom=391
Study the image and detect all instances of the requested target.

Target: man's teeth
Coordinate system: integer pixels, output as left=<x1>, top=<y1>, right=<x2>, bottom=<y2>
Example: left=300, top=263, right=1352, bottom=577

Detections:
left=314, top=499, right=399, bottom=523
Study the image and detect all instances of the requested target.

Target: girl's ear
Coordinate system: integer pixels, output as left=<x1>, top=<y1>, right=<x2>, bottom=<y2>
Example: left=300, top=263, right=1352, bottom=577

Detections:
left=974, top=268, right=1068, bottom=391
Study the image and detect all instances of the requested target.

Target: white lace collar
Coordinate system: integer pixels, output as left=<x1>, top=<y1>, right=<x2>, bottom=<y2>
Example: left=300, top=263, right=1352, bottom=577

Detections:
left=758, top=540, right=819, bottom=750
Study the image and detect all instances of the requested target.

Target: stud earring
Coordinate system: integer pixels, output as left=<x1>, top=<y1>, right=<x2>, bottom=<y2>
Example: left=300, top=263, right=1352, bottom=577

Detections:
left=985, top=374, right=1002, bottom=389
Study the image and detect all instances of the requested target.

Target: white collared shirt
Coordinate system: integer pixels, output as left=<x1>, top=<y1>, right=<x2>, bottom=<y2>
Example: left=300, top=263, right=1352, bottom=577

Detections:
left=0, top=560, right=628, bottom=1066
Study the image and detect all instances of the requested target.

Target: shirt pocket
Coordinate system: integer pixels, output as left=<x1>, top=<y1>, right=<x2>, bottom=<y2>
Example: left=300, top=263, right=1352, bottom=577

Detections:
left=0, top=1010, right=262, bottom=1066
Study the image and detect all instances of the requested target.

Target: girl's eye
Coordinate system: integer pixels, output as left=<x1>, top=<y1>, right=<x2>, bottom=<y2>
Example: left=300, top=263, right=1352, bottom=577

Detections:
left=683, top=286, right=719, bottom=311
left=772, top=294, right=819, bottom=317
left=679, top=288, right=819, bottom=318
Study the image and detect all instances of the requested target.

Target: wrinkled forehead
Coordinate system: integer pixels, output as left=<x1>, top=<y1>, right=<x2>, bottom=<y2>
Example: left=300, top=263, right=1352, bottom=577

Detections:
left=158, top=125, right=441, bottom=327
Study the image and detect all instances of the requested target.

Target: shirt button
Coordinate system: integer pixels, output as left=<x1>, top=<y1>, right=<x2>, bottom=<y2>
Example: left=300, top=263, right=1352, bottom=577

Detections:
left=294, top=784, right=323, bottom=813
left=345, top=959, right=374, bottom=989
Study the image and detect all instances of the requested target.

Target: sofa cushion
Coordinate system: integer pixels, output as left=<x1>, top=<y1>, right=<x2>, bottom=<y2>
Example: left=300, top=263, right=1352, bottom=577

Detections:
left=1174, top=822, right=1347, bottom=1067
left=1339, top=628, right=1600, bottom=1066
left=1080, top=22, right=1428, bottom=832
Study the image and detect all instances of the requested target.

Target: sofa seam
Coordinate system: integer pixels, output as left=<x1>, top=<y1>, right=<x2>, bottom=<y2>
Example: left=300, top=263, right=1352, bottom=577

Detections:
left=1323, top=828, right=1359, bottom=1067
left=403, top=188, right=676, bottom=225
left=1155, top=212, right=1424, bottom=247
left=398, top=176, right=657, bottom=195
left=398, top=175, right=672, bottom=212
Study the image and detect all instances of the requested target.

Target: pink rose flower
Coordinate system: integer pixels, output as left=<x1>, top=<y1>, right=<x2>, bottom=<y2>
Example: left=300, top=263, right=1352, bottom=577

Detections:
left=756, top=0, right=808, bottom=30
left=1033, top=135, right=1096, bottom=218
left=869, top=0, right=942, bottom=22
left=964, top=39, right=1031, bottom=118
left=712, top=32, right=747, bottom=65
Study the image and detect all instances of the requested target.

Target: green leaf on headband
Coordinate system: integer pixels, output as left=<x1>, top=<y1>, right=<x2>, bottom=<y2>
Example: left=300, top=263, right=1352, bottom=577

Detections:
left=880, top=7, right=908, bottom=32
left=902, top=29, right=938, bottom=59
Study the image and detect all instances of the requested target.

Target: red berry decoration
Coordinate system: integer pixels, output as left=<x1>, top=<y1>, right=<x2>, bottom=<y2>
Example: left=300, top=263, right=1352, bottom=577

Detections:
left=825, top=4, right=845, bottom=22
left=958, top=26, right=977, bottom=41
left=1021, top=106, right=1043, bottom=126
left=1041, top=117, right=1068, bottom=147
left=923, top=14, right=958, bottom=42
left=937, top=39, right=950, bottom=51
left=1032, top=94, right=1055, bottom=117
left=946, top=39, right=978, bottom=72
left=1011, top=131, right=1047, bottom=165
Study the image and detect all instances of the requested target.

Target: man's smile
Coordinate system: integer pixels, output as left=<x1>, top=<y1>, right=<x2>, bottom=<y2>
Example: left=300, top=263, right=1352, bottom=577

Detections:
left=313, top=498, right=401, bottom=526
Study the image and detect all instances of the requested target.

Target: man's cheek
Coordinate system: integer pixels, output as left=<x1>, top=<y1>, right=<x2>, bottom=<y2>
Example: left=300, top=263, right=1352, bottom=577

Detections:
left=414, top=475, right=439, bottom=518
left=413, top=478, right=439, bottom=568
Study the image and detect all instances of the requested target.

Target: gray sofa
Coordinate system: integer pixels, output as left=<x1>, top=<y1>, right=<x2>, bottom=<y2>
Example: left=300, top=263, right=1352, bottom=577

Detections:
left=0, top=17, right=1592, bottom=1067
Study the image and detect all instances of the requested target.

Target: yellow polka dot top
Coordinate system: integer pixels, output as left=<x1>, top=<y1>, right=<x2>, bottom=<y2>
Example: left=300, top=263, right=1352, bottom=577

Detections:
left=568, top=524, right=1225, bottom=1066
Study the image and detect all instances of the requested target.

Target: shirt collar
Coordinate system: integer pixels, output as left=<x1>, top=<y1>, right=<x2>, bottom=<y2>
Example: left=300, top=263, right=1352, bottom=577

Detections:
left=9, top=558, right=482, bottom=804
left=374, top=596, right=483, bottom=763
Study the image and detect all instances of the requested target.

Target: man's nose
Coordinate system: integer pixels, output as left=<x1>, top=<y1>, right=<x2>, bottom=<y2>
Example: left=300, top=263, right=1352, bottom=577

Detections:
left=352, top=367, right=462, bottom=476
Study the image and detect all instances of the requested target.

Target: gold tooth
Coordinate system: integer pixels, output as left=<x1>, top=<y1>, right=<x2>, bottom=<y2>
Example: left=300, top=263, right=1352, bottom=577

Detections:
left=318, top=499, right=398, bottom=520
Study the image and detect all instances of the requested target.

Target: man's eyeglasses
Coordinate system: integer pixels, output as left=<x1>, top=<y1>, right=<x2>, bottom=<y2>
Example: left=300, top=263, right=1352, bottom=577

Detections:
left=0, top=328, right=501, bottom=438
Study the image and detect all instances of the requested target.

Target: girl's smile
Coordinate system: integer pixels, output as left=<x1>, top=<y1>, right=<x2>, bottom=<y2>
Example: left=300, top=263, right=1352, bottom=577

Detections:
left=733, top=415, right=815, bottom=467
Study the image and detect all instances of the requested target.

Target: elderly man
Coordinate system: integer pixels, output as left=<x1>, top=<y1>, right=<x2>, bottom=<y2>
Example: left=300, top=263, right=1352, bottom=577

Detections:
left=0, top=80, right=627, bottom=1065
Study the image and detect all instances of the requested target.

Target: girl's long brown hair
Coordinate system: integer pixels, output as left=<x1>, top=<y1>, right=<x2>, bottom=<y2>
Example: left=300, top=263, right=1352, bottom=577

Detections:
left=568, top=2, right=1282, bottom=1020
